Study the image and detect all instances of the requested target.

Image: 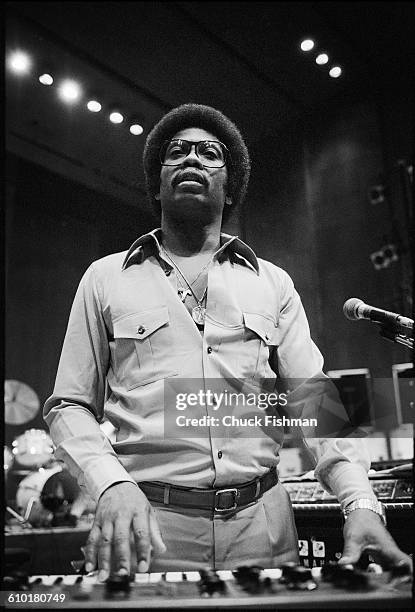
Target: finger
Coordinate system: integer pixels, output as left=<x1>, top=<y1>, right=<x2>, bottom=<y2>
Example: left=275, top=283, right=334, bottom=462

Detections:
left=112, top=522, right=132, bottom=575
left=373, top=542, right=413, bottom=570
left=390, top=557, right=413, bottom=575
left=339, top=536, right=363, bottom=565
left=97, top=521, right=113, bottom=582
left=149, top=510, right=167, bottom=555
left=132, top=513, right=151, bottom=573
left=84, top=523, right=101, bottom=572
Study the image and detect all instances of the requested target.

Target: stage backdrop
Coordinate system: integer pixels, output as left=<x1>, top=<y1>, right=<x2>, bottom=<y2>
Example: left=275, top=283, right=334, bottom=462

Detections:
left=5, top=90, right=412, bottom=444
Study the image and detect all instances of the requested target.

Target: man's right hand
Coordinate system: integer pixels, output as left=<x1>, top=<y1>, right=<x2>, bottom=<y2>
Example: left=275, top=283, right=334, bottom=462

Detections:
left=84, top=481, right=166, bottom=581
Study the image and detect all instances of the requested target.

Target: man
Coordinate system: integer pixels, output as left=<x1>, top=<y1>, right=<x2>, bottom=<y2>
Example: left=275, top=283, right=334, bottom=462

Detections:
left=44, top=104, right=411, bottom=581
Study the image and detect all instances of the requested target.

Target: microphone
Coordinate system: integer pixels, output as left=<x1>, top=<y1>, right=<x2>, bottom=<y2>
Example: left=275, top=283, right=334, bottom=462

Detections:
left=343, top=298, right=414, bottom=331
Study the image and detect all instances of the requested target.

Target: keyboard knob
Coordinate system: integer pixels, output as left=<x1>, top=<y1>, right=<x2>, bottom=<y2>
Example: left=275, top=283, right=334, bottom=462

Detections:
left=73, top=577, right=92, bottom=601
left=280, top=562, right=300, bottom=583
left=285, top=566, right=317, bottom=591
left=105, top=573, right=131, bottom=597
left=199, top=569, right=225, bottom=596
left=367, top=563, right=383, bottom=574
left=331, top=565, right=368, bottom=590
left=3, top=572, right=30, bottom=591
left=321, top=561, right=339, bottom=582
left=233, top=566, right=263, bottom=593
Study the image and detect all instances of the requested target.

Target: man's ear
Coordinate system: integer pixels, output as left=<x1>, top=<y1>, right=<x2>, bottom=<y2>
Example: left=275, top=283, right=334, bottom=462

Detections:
left=154, top=193, right=160, bottom=201
left=225, top=195, right=232, bottom=206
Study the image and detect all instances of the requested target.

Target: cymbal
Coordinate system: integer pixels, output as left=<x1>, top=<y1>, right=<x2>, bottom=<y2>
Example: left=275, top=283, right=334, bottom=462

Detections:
left=5, top=380, right=40, bottom=425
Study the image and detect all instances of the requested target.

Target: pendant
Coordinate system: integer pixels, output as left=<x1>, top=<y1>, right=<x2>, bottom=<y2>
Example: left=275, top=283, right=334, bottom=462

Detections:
left=192, top=305, right=206, bottom=325
left=178, top=288, right=192, bottom=302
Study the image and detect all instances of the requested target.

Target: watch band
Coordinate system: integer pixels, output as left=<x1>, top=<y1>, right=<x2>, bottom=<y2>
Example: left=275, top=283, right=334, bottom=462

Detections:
left=343, top=498, right=387, bottom=526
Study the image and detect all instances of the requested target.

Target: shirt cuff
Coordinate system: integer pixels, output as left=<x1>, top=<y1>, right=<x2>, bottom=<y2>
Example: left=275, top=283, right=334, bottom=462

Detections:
left=318, top=460, right=378, bottom=510
left=80, top=456, right=138, bottom=502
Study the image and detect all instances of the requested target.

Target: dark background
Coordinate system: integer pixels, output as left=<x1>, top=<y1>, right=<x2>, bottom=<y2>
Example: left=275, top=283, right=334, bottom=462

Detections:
left=5, top=2, right=414, bottom=441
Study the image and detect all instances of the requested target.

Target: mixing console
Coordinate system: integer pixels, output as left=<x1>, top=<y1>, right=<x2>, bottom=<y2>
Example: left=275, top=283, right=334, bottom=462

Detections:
left=2, top=563, right=412, bottom=609
left=284, top=476, right=413, bottom=504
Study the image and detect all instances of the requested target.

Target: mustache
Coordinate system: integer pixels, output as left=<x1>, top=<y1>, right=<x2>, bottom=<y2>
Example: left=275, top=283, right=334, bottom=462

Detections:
left=172, top=169, right=207, bottom=188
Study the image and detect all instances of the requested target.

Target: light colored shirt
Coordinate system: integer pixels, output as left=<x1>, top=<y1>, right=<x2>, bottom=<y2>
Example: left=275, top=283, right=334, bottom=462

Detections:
left=44, top=229, right=376, bottom=507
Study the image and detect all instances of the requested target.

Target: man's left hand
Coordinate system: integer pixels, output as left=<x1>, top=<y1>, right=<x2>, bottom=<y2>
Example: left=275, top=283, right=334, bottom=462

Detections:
left=340, top=509, right=412, bottom=571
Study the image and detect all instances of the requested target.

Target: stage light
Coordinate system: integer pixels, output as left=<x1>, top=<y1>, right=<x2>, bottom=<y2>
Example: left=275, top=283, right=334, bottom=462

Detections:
left=109, top=111, right=124, bottom=124
left=370, top=249, right=387, bottom=270
left=383, top=243, right=399, bottom=262
left=58, top=79, right=82, bottom=102
left=39, top=73, right=54, bottom=85
left=329, top=66, right=342, bottom=78
left=370, top=244, right=398, bottom=270
left=316, top=53, right=329, bottom=65
left=368, top=184, right=385, bottom=206
left=7, top=50, right=32, bottom=75
left=87, top=100, right=102, bottom=112
left=300, top=39, right=314, bottom=52
left=130, top=123, right=144, bottom=135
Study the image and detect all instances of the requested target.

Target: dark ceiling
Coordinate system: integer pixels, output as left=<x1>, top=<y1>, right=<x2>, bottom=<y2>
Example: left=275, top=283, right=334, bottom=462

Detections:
left=6, top=1, right=414, bottom=206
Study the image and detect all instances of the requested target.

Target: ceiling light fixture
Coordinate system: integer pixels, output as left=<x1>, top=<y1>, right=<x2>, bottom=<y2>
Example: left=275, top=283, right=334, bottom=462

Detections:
left=300, top=39, right=315, bottom=52
left=316, top=53, right=329, bottom=65
left=129, top=123, right=144, bottom=136
left=39, top=73, right=54, bottom=85
left=87, top=99, right=102, bottom=112
left=7, top=50, right=32, bottom=75
left=109, top=111, right=124, bottom=124
left=58, top=79, right=82, bottom=103
left=329, top=66, right=342, bottom=78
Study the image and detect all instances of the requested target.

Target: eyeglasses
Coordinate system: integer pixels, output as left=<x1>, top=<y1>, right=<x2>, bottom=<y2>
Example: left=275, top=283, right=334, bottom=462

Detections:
left=159, top=139, right=229, bottom=168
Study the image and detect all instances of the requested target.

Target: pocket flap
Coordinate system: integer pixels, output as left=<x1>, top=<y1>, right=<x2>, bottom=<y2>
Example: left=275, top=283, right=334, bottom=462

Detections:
left=113, top=306, right=170, bottom=340
left=243, top=312, right=277, bottom=345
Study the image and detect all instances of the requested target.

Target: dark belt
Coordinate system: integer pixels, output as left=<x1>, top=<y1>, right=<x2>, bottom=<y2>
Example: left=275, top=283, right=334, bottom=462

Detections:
left=138, top=467, right=278, bottom=513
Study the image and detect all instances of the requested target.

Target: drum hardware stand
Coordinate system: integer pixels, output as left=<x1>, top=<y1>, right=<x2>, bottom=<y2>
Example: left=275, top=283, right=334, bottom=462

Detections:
left=24, top=497, right=38, bottom=522
left=6, top=505, right=33, bottom=528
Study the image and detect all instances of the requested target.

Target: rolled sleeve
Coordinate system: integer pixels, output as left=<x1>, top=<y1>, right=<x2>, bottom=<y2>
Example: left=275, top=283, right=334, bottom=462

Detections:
left=44, top=264, right=135, bottom=501
left=308, top=437, right=377, bottom=509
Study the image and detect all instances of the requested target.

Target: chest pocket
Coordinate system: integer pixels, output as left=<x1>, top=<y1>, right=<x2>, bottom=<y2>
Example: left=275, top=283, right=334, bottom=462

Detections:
left=242, top=312, right=278, bottom=383
left=112, top=306, right=178, bottom=390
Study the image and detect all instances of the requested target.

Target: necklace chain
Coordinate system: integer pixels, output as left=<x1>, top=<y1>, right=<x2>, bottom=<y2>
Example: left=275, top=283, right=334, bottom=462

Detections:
left=161, top=246, right=211, bottom=306
left=189, top=258, right=212, bottom=287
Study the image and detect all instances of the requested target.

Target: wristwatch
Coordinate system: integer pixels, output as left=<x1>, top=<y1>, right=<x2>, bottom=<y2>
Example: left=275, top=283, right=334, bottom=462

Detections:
left=343, top=498, right=387, bottom=526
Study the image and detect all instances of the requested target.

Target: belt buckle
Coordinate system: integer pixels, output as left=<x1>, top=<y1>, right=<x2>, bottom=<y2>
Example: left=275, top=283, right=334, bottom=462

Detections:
left=214, top=488, right=239, bottom=512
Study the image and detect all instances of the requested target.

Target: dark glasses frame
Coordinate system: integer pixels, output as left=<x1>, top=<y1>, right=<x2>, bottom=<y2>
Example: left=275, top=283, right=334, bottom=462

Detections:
left=159, top=139, right=230, bottom=168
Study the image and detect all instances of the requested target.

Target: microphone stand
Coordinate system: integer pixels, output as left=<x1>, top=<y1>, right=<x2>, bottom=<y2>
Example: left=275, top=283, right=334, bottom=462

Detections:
left=378, top=322, right=413, bottom=350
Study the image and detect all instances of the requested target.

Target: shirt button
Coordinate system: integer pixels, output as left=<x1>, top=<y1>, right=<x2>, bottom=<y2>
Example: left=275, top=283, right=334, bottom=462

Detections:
left=217, top=451, right=223, bottom=459
left=207, top=346, right=213, bottom=354
left=137, top=325, right=146, bottom=335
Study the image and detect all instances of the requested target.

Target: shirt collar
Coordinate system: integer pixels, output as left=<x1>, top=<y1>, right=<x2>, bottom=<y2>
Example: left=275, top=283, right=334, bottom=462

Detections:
left=122, top=228, right=259, bottom=274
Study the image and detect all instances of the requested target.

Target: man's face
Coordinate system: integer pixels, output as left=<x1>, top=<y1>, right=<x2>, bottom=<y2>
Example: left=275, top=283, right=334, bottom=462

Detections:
left=158, top=127, right=228, bottom=222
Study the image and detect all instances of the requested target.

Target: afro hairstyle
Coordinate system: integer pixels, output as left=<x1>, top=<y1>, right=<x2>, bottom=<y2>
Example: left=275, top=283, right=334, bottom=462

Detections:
left=143, top=103, right=251, bottom=222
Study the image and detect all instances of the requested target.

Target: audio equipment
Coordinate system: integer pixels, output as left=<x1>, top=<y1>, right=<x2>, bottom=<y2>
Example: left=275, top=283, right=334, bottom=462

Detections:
left=284, top=471, right=413, bottom=566
left=2, top=563, right=412, bottom=609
